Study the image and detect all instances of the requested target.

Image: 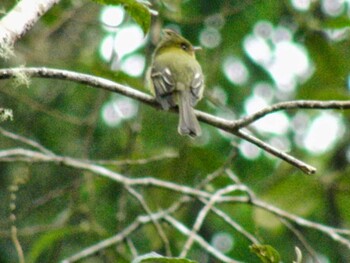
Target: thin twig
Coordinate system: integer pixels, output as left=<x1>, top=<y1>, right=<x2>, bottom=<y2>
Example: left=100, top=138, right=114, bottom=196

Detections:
left=10, top=226, right=25, bottom=263
left=199, top=199, right=260, bottom=245
left=126, top=186, right=172, bottom=256
left=165, top=215, right=241, bottom=263
left=196, top=148, right=237, bottom=189
left=225, top=169, right=256, bottom=200
left=61, top=219, right=141, bottom=263
left=87, top=151, right=179, bottom=166
left=234, top=100, right=350, bottom=129
left=62, top=197, right=188, bottom=262
left=180, top=184, right=246, bottom=258
left=126, top=237, right=138, bottom=259
left=280, top=218, right=321, bottom=263
left=251, top=199, right=350, bottom=249
left=235, top=129, right=316, bottom=175
left=0, top=127, right=54, bottom=155
left=0, top=148, right=212, bottom=199
left=217, top=195, right=350, bottom=249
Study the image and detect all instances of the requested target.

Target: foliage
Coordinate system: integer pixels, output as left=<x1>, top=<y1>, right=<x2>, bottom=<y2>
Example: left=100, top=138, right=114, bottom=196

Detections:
left=92, top=0, right=152, bottom=34
left=0, top=0, right=350, bottom=262
left=250, top=244, right=281, bottom=263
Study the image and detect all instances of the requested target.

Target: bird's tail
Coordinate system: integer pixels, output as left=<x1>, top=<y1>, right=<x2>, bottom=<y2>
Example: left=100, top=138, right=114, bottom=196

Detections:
left=178, top=90, right=201, bottom=137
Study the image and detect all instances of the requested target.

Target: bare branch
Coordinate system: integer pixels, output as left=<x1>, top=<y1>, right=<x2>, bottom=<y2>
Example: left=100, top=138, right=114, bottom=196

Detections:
left=126, top=186, right=172, bottom=256
left=0, top=0, right=60, bottom=49
left=180, top=184, right=246, bottom=258
left=88, top=151, right=179, bottom=166
left=0, top=67, right=155, bottom=106
left=251, top=199, right=350, bottom=249
left=165, top=215, right=241, bottom=263
left=235, top=129, right=316, bottom=175
left=1, top=128, right=349, bottom=252
left=0, top=148, right=212, bottom=199
left=126, top=237, right=138, bottom=259
left=218, top=196, right=350, bottom=250
left=280, top=218, right=321, bottom=263
left=234, top=100, right=350, bottom=129
left=62, top=219, right=140, bottom=263
left=1, top=142, right=349, bottom=258
left=201, top=199, right=260, bottom=245
left=0, top=67, right=328, bottom=174
left=62, top=197, right=186, bottom=263
left=0, top=127, right=54, bottom=155
left=10, top=226, right=25, bottom=263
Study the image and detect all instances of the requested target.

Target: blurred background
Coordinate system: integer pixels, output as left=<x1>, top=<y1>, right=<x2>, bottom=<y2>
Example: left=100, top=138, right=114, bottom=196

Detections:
left=1, top=0, right=350, bottom=262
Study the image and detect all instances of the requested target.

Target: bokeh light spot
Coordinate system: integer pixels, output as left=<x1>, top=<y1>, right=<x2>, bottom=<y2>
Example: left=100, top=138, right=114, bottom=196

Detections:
left=102, top=97, right=139, bottom=127
left=100, top=6, right=125, bottom=29
left=121, top=54, right=145, bottom=77
left=303, top=113, right=345, bottom=154
left=244, top=35, right=272, bottom=66
left=239, top=140, right=261, bottom=160
left=272, top=26, right=292, bottom=43
left=113, top=25, right=145, bottom=58
left=204, top=13, right=225, bottom=29
left=244, top=95, right=269, bottom=115
left=99, top=35, right=114, bottom=61
left=291, top=0, right=311, bottom=11
left=322, top=0, right=345, bottom=16
left=253, top=82, right=274, bottom=103
left=254, top=112, right=290, bottom=134
left=244, top=22, right=313, bottom=92
left=211, top=232, right=234, bottom=253
left=254, top=20, right=273, bottom=39
left=199, top=27, right=222, bottom=49
left=223, top=57, right=249, bottom=85
left=268, top=41, right=311, bottom=91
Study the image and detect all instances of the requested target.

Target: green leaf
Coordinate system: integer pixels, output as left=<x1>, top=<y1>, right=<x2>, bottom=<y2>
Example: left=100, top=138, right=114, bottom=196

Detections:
left=250, top=244, right=281, bottom=263
left=132, top=252, right=198, bottom=263
left=28, top=227, right=76, bottom=262
left=91, top=0, right=151, bottom=34
left=323, top=15, right=350, bottom=29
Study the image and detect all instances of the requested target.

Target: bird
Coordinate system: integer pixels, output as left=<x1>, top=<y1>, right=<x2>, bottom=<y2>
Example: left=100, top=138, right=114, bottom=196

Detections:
left=147, top=29, right=204, bottom=137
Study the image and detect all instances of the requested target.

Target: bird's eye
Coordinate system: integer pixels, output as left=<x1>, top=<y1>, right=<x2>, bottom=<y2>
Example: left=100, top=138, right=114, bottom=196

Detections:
left=181, top=43, right=188, bottom=51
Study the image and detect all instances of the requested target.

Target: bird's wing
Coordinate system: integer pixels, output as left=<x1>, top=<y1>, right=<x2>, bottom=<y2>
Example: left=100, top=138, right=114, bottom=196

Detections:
left=190, top=71, right=204, bottom=107
left=151, top=66, right=176, bottom=110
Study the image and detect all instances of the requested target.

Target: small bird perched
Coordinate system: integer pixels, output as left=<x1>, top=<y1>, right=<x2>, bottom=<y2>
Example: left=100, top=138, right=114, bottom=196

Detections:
left=147, top=29, right=204, bottom=137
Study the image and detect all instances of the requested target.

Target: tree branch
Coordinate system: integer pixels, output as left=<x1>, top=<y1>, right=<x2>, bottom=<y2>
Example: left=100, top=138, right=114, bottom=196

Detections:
left=216, top=196, right=350, bottom=249
left=0, top=67, right=329, bottom=174
left=62, top=198, right=187, bottom=263
left=0, top=0, right=60, bottom=49
left=180, top=184, right=247, bottom=258
left=125, top=186, right=172, bottom=256
left=235, top=129, right=316, bottom=175
left=0, top=127, right=54, bottom=155
left=165, top=215, right=240, bottom=263
left=1, top=143, right=350, bottom=257
left=0, top=148, right=212, bottom=199
left=234, top=100, right=350, bottom=129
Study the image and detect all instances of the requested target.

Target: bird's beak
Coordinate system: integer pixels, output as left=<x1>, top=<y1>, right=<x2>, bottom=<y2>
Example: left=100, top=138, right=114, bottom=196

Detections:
left=193, top=46, right=202, bottom=51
